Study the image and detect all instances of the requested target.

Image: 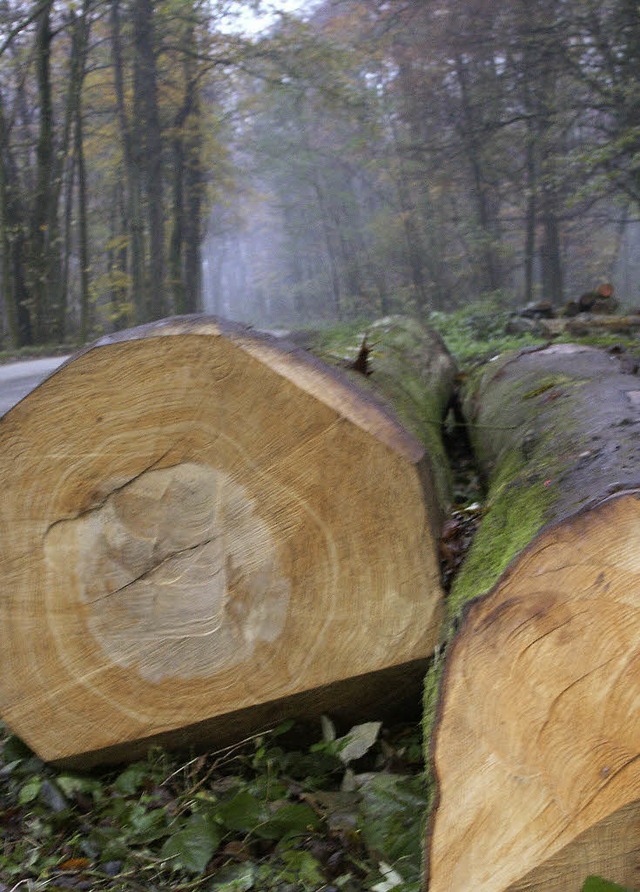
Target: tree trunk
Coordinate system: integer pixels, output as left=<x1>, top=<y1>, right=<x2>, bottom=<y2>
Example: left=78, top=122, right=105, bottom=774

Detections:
left=170, top=36, right=202, bottom=316
left=454, top=52, right=503, bottom=295
left=0, top=90, right=32, bottom=347
left=426, top=343, right=640, bottom=892
left=0, top=316, right=455, bottom=767
left=133, top=0, right=165, bottom=319
left=30, top=1, right=55, bottom=343
left=111, top=0, right=145, bottom=323
left=183, top=82, right=203, bottom=314
left=76, top=83, right=90, bottom=344
left=0, top=91, right=19, bottom=346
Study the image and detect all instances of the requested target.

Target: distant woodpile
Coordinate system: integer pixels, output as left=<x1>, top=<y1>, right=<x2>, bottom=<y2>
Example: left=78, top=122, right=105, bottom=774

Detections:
left=506, top=283, right=640, bottom=337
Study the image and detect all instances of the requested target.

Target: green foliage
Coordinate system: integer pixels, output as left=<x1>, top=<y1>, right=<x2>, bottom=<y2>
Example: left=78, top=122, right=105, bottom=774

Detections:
left=429, top=304, right=543, bottom=364
left=312, top=315, right=457, bottom=507
left=161, top=813, right=221, bottom=873
left=445, top=446, right=553, bottom=624
left=0, top=720, right=426, bottom=891
left=581, top=877, right=635, bottom=892
left=357, top=775, right=427, bottom=884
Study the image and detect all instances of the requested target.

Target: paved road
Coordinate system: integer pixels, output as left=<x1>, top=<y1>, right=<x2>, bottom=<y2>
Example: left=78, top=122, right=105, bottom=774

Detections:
left=0, top=356, right=70, bottom=418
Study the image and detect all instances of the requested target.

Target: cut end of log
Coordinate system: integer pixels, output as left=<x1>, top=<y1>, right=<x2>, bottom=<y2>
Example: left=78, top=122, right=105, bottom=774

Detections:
left=0, top=317, right=444, bottom=765
left=427, top=490, right=640, bottom=892
left=44, top=461, right=291, bottom=683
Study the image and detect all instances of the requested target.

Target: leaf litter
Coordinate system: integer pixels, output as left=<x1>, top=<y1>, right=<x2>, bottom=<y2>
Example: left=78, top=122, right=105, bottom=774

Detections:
left=0, top=718, right=427, bottom=892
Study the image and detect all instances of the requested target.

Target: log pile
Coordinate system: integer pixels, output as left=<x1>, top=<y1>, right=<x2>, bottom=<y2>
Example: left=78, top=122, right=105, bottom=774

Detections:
left=2, top=315, right=639, bottom=890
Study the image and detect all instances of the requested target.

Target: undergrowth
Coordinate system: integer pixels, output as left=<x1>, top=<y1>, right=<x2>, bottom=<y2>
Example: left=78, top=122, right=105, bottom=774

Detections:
left=0, top=719, right=427, bottom=892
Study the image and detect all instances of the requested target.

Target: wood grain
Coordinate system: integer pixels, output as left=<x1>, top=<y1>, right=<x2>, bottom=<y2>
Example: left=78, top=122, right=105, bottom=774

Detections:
left=426, top=343, right=640, bottom=891
left=427, top=495, right=640, bottom=889
left=0, top=318, right=444, bottom=764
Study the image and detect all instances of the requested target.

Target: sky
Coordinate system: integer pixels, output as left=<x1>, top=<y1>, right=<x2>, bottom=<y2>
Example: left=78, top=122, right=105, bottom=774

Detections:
left=227, top=0, right=320, bottom=35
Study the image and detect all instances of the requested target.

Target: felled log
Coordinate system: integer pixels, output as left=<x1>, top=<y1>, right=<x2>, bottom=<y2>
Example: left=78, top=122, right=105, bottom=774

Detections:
left=322, top=315, right=458, bottom=509
left=566, top=314, right=640, bottom=336
left=0, top=315, right=453, bottom=767
left=540, top=314, right=640, bottom=338
left=577, top=282, right=618, bottom=315
left=426, top=344, right=640, bottom=892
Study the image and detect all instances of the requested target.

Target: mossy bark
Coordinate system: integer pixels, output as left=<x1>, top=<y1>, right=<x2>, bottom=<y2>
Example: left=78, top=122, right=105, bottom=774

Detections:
left=308, top=315, right=458, bottom=515
left=425, top=343, right=640, bottom=892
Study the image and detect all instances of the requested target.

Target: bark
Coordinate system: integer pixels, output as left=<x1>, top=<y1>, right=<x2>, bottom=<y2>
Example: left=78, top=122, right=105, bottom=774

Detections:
left=0, top=91, right=32, bottom=346
left=54, top=0, right=91, bottom=342
left=29, top=1, right=55, bottom=343
left=540, top=200, right=563, bottom=303
left=183, top=94, right=202, bottom=314
left=76, top=80, right=89, bottom=344
left=311, top=175, right=343, bottom=319
left=111, top=0, right=145, bottom=322
left=426, top=343, right=640, bottom=892
left=523, top=139, right=537, bottom=303
left=58, top=139, right=75, bottom=340
left=0, top=91, right=18, bottom=344
left=133, top=0, right=165, bottom=319
left=0, top=316, right=455, bottom=767
left=521, top=16, right=538, bottom=305
left=169, top=137, right=185, bottom=313
left=454, top=52, right=503, bottom=294
left=537, top=315, right=640, bottom=340
left=170, top=39, right=202, bottom=315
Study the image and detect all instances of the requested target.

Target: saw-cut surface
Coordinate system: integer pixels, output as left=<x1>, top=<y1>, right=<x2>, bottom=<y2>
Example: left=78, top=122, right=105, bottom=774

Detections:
left=0, top=317, right=443, bottom=765
left=427, top=492, right=640, bottom=892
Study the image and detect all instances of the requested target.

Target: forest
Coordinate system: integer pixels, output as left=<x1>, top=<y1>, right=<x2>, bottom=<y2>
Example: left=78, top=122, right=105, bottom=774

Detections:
left=1, top=5, right=640, bottom=890
left=0, top=0, right=639, bottom=348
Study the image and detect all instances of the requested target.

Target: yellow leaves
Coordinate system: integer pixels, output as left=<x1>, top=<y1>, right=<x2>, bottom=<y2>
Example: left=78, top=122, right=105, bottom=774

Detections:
left=104, top=234, right=130, bottom=254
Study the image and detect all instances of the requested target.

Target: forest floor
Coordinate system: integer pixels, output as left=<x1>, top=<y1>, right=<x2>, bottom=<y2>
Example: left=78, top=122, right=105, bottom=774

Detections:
left=0, top=718, right=429, bottom=892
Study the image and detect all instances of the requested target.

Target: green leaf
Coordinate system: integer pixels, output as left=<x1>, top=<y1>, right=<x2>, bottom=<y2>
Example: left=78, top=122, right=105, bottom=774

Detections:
left=335, top=721, right=382, bottom=764
left=161, top=813, right=221, bottom=874
left=217, top=790, right=267, bottom=832
left=113, top=762, right=150, bottom=795
left=209, top=862, right=257, bottom=891
left=56, top=774, right=103, bottom=799
left=249, top=776, right=289, bottom=802
left=127, top=804, right=168, bottom=843
left=358, top=774, right=428, bottom=882
left=18, top=777, right=42, bottom=804
left=581, top=878, right=634, bottom=892
left=88, top=825, right=130, bottom=861
left=256, top=802, right=321, bottom=841
left=277, top=848, right=324, bottom=886
left=272, top=719, right=295, bottom=737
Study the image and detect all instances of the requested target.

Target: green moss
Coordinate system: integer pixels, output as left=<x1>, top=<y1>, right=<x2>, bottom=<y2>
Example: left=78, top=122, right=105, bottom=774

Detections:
left=310, top=318, right=376, bottom=355
left=422, top=359, right=588, bottom=785
left=422, top=653, right=445, bottom=786
left=446, top=451, right=552, bottom=624
left=421, top=448, right=553, bottom=758
left=557, top=330, right=640, bottom=351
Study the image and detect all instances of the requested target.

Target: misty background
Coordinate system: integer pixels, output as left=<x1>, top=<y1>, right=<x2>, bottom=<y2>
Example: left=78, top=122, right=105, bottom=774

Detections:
left=1, top=0, right=639, bottom=346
